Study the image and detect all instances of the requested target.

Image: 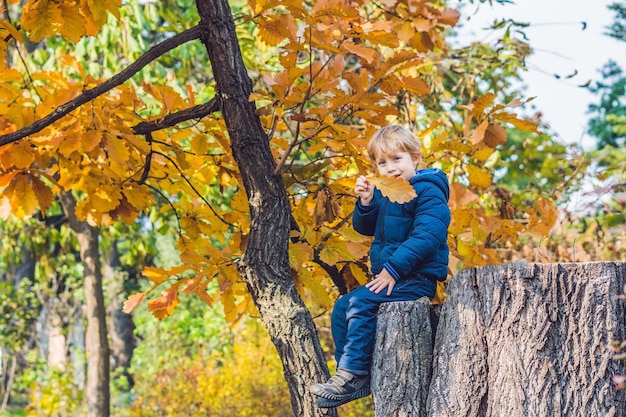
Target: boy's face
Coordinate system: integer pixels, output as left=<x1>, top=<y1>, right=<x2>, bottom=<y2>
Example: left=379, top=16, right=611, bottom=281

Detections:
left=374, top=151, right=420, bottom=181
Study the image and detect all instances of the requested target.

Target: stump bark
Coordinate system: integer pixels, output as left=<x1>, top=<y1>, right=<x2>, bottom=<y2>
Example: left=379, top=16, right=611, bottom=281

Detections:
left=372, top=262, right=626, bottom=417
left=428, top=261, right=626, bottom=417
left=372, top=297, right=433, bottom=417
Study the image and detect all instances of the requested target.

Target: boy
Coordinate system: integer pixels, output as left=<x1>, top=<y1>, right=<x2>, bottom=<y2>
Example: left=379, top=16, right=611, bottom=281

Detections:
left=310, top=124, right=451, bottom=408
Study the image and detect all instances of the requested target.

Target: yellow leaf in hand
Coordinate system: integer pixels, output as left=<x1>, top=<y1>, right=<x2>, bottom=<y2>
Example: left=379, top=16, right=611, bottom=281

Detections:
left=368, top=175, right=417, bottom=204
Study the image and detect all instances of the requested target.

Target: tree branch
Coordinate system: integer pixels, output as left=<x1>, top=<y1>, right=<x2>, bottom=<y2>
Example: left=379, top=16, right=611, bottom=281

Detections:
left=0, top=25, right=207, bottom=147
left=132, top=98, right=219, bottom=135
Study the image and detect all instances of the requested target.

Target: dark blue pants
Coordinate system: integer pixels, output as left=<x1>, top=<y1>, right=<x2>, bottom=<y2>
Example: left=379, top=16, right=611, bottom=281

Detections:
left=331, top=278, right=435, bottom=374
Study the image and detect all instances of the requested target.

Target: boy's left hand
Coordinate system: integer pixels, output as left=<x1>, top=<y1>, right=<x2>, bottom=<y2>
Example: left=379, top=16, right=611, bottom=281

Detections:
left=366, top=268, right=396, bottom=296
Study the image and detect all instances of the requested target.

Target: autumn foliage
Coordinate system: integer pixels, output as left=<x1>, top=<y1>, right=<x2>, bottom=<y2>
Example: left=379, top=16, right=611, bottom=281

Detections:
left=0, top=0, right=555, bottom=322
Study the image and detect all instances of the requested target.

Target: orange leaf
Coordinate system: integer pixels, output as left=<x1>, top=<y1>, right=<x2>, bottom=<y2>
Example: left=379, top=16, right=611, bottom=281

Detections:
left=343, top=41, right=378, bottom=64
left=147, top=286, right=180, bottom=320
left=439, top=8, right=460, bottom=27
left=400, top=76, right=430, bottom=96
left=122, top=292, right=146, bottom=314
left=528, top=198, right=558, bottom=236
left=31, top=176, right=53, bottom=213
left=368, top=176, right=417, bottom=204
left=471, top=119, right=488, bottom=145
left=449, top=182, right=479, bottom=211
left=182, top=276, right=203, bottom=295
left=484, top=123, right=507, bottom=147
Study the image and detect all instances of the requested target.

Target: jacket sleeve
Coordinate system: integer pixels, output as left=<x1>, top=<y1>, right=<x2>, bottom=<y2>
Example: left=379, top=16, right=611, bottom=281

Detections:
left=352, top=196, right=379, bottom=236
left=386, top=182, right=450, bottom=277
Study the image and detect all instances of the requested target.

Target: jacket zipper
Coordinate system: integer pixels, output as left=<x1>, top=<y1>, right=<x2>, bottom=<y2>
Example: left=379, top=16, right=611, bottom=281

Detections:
left=377, top=200, right=388, bottom=272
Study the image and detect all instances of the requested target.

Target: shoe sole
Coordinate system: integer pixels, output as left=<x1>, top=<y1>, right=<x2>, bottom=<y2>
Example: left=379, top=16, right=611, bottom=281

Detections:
left=314, top=388, right=371, bottom=408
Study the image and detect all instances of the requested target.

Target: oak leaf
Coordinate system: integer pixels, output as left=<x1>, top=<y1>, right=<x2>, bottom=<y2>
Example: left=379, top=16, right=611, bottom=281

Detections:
left=448, top=182, right=479, bottom=211
left=484, top=123, right=507, bottom=147
left=466, top=164, right=492, bottom=189
left=147, top=286, right=180, bottom=320
left=8, top=174, right=38, bottom=219
left=368, top=175, right=417, bottom=204
left=31, top=176, right=53, bottom=214
left=122, top=292, right=146, bottom=314
left=21, top=0, right=62, bottom=42
left=58, top=2, right=87, bottom=43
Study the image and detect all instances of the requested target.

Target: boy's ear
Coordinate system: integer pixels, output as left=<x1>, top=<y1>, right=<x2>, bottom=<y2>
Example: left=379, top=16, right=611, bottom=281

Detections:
left=412, top=153, right=422, bottom=167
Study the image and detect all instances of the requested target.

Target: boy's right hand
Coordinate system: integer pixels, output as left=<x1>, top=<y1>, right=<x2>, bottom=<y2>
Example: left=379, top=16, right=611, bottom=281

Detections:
left=355, top=175, right=373, bottom=206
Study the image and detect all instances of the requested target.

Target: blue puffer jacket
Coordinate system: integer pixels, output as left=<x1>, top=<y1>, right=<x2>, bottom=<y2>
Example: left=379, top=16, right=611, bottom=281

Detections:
left=352, top=168, right=451, bottom=284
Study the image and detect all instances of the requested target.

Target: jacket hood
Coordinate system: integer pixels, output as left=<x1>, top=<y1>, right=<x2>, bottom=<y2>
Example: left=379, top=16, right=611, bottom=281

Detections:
left=410, top=168, right=450, bottom=200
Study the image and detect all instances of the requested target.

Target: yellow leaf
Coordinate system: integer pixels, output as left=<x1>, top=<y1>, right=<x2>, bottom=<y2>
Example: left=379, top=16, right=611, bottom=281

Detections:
left=368, top=175, right=417, bottom=204
left=82, top=0, right=121, bottom=35
left=349, top=263, right=370, bottom=285
left=58, top=2, right=86, bottom=43
left=6, top=141, right=35, bottom=169
left=180, top=250, right=207, bottom=264
left=493, top=112, right=539, bottom=133
left=122, top=184, right=153, bottom=210
left=470, top=93, right=497, bottom=119
left=142, top=266, right=169, bottom=284
left=58, top=129, right=82, bottom=157
left=21, top=0, right=63, bottom=42
left=432, top=281, right=448, bottom=305
left=7, top=174, right=38, bottom=219
left=191, top=134, right=210, bottom=156
left=289, top=242, right=313, bottom=267
left=471, top=145, right=495, bottom=162
left=82, top=129, right=102, bottom=152
left=0, top=20, right=23, bottom=43
left=466, top=164, right=492, bottom=188
left=105, top=135, right=130, bottom=164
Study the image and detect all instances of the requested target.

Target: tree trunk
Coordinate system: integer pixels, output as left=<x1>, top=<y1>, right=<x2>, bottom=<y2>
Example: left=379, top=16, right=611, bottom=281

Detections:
left=59, top=192, right=110, bottom=417
left=104, top=242, right=135, bottom=389
left=428, top=261, right=626, bottom=417
left=195, top=1, right=335, bottom=416
left=372, top=298, right=433, bottom=417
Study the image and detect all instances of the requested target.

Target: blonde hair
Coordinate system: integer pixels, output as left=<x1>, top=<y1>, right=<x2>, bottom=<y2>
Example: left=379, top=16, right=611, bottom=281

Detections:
left=367, top=125, right=422, bottom=162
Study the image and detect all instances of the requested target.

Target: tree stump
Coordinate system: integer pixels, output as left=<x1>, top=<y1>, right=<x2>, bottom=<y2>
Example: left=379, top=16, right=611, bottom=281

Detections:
left=428, top=262, right=626, bottom=417
left=372, top=297, right=433, bottom=417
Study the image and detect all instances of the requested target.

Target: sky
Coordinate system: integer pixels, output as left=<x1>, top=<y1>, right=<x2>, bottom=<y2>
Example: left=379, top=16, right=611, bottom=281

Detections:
left=453, top=0, right=626, bottom=150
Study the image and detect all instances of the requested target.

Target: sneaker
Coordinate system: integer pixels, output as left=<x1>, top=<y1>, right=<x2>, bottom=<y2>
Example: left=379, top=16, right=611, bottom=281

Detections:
left=310, top=369, right=371, bottom=407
